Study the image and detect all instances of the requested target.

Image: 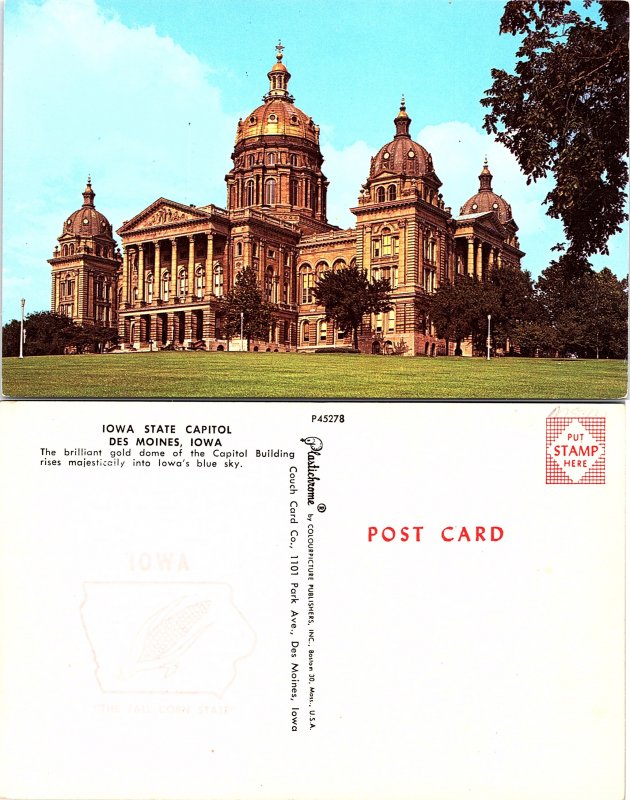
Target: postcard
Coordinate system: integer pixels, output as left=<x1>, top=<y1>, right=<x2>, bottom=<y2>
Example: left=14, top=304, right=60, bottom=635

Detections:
left=0, top=400, right=625, bottom=799
left=1, top=2, right=627, bottom=798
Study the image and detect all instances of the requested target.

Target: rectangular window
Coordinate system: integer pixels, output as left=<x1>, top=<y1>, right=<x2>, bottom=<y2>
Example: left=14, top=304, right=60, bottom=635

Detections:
left=382, top=233, right=392, bottom=256
left=393, top=237, right=399, bottom=256
left=388, top=311, right=395, bottom=332
left=372, top=241, right=380, bottom=258
left=320, top=322, right=327, bottom=341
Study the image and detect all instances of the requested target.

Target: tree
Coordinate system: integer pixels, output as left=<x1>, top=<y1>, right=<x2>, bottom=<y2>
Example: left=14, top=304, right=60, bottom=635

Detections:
left=536, top=258, right=628, bottom=358
left=2, top=320, right=22, bottom=357
left=218, top=267, right=272, bottom=351
left=418, top=268, right=539, bottom=355
left=482, top=1, right=628, bottom=262
left=72, top=323, right=119, bottom=354
left=22, top=311, right=78, bottom=355
left=313, top=266, right=392, bottom=350
left=485, top=264, right=539, bottom=352
left=416, top=275, right=481, bottom=355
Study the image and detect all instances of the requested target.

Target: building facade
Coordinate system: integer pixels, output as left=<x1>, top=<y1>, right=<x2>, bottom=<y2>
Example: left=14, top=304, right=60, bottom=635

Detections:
left=50, top=45, right=524, bottom=355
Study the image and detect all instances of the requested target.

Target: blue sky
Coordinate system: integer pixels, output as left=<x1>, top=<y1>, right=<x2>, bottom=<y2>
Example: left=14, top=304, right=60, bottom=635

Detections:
left=3, top=0, right=627, bottom=321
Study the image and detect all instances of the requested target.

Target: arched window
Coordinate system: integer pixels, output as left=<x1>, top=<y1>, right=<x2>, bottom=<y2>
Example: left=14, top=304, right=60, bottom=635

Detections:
left=301, top=320, right=310, bottom=343
left=62, top=245, right=68, bottom=257
left=290, top=154, right=298, bottom=167
left=388, top=185, right=397, bottom=201
left=316, top=261, right=329, bottom=279
left=264, top=179, right=276, bottom=205
left=236, top=242, right=243, bottom=256
left=376, top=186, right=386, bottom=203
left=388, top=309, right=396, bottom=332
left=332, top=259, right=347, bottom=272
left=318, top=320, right=327, bottom=342
left=248, top=155, right=255, bottom=167
left=213, top=265, right=224, bottom=297
left=300, top=265, right=314, bottom=304
left=267, top=152, right=276, bottom=165
left=246, top=180, right=255, bottom=205
left=178, top=268, right=187, bottom=299
left=195, top=265, right=205, bottom=299
left=161, top=271, right=170, bottom=301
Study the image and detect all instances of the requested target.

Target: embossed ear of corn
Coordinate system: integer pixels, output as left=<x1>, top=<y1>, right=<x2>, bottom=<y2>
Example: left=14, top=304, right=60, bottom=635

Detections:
left=124, top=595, right=213, bottom=678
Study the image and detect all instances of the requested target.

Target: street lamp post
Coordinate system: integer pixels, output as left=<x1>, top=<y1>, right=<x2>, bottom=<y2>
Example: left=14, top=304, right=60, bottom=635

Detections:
left=486, top=314, right=491, bottom=361
left=19, top=298, right=26, bottom=359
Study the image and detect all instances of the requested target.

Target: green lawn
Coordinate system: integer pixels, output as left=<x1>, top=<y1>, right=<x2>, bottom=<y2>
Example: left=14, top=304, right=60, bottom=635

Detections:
left=2, top=351, right=627, bottom=399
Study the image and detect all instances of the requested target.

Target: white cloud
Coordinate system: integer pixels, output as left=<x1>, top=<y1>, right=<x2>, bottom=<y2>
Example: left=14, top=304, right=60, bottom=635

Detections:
left=321, top=140, right=374, bottom=229
left=3, top=0, right=237, bottom=318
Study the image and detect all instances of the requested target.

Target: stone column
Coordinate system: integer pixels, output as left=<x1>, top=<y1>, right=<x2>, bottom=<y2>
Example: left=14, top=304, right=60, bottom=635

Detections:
left=475, top=240, right=483, bottom=280
left=467, top=237, right=475, bottom=277
left=184, top=310, right=193, bottom=344
left=121, top=246, right=129, bottom=306
left=187, top=236, right=195, bottom=300
left=150, top=315, right=159, bottom=348
left=138, top=245, right=145, bottom=304
left=73, top=272, right=79, bottom=318
left=170, top=239, right=178, bottom=299
left=206, top=233, right=214, bottom=298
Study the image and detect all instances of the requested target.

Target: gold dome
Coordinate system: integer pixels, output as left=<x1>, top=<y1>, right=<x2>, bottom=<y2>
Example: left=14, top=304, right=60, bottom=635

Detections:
left=234, top=44, right=320, bottom=145
left=236, top=99, right=320, bottom=144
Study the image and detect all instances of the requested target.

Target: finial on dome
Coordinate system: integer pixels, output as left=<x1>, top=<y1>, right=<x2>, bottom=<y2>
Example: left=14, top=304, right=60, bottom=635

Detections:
left=479, top=157, right=493, bottom=190
left=82, top=176, right=95, bottom=207
left=394, top=96, right=411, bottom=138
left=266, top=41, right=292, bottom=101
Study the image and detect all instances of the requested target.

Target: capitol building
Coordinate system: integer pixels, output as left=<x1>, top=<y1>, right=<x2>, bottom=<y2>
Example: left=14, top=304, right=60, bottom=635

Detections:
left=49, top=45, right=524, bottom=356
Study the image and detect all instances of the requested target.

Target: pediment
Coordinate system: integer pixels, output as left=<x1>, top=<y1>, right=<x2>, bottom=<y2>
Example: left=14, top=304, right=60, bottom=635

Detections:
left=456, top=210, right=507, bottom=238
left=117, top=198, right=211, bottom=235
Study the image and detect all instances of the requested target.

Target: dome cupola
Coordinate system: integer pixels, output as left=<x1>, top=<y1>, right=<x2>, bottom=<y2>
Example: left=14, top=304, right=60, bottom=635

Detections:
left=370, top=98, right=439, bottom=181
left=61, top=177, right=114, bottom=238
left=459, top=159, right=514, bottom=224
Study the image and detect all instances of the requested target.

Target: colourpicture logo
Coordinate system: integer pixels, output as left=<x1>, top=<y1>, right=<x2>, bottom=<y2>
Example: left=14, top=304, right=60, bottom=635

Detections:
left=546, top=417, right=606, bottom=485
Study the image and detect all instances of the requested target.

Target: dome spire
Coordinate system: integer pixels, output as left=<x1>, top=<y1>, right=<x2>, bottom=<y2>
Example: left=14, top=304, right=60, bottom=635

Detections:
left=479, top=157, right=493, bottom=191
left=394, top=96, right=411, bottom=138
left=265, top=40, right=293, bottom=101
left=82, top=175, right=95, bottom=207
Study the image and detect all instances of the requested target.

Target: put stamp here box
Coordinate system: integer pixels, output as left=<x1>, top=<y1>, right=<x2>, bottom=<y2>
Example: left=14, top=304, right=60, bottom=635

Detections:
left=546, top=417, right=606, bottom=484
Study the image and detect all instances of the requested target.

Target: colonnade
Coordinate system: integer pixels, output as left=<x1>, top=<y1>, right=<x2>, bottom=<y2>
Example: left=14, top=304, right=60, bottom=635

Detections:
left=465, top=236, right=502, bottom=280
left=121, top=232, right=216, bottom=308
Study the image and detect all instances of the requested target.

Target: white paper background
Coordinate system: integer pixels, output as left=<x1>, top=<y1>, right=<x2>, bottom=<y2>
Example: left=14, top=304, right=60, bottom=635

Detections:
left=0, top=401, right=625, bottom=800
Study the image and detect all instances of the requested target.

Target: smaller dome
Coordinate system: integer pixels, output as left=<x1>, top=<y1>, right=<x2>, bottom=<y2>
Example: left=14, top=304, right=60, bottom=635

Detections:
left=460, top=160, right=513, bottom=224
left=61, top=178, right=114, bottom=238
left=371, top=99, right=435, bottom=179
